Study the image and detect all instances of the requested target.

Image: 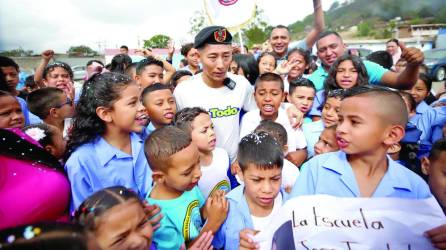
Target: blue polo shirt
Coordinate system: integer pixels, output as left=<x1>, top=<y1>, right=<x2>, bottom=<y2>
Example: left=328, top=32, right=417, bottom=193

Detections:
left=302, top=119, right=324, bottom=158
left=290, top=151, right=431, bottom=199
left=308, top=60, right=388, bottom=91
left=213, top=185, right=288, bottom=250
left=65, top=132, right=152, bottom=211
left=412, top=101, right=437, bottom=145
left=431, top=106, right=446, bottom=143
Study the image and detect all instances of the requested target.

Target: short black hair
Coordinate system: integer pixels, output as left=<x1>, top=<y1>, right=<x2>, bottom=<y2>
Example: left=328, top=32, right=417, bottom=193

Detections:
left=418, top=73, right=432, bottom=92
left=366, top=51, right=393, bottom=70
left=429, top=138, right=446, bottom=161
left=316, top=31, right=343, bottom=48
left=141, top=82, right=172, bottom=105
left=125, top=62, right=138, bottom=76
left=386, top=38, right=399, bottom=45
left=399, top=91, right=416, bottom=112
left=170, top=70, right=193, bottom=88
left=136, top=56, right=164, bottom=75
left=238, top=131, right=283, bottom=172
left=289, top=78, right=316, bottom=95
left=43, top=61, right=74, bottom=79
left=270, top=25, right=290, bottom=37
left=86, top=60, right=104, bottom=67
left=27, top=87, right=65, bottom=119
left=120, top=45, right=129, bottom=50
left=254, top=120, right=288, bottom=148
left=181, top=43, right=194, bottom=57
left=174, top=107, right=209, bottom=133
left=0, top=56, right=19, bottom=71
left=144, top=126, right=192, bottom=171
left=255, top=72, right=284, bottom=92
left=342, top=85, right=408, bottom=127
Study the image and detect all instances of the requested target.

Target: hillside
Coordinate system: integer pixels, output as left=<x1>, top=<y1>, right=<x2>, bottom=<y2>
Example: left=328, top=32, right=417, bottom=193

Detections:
left=288, top=0, right=446, bottom=40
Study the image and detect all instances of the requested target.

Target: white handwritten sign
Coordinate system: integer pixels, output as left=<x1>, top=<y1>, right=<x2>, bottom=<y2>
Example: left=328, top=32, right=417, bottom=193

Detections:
left=254, top=195, right=445, bottom=250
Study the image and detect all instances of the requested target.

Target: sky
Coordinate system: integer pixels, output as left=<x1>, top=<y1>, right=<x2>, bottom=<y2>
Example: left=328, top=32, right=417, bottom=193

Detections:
left=0, top=0, right=339, bottom=53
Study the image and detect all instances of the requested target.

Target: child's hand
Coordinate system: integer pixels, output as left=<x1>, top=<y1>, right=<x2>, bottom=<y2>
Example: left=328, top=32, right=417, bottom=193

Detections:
left=41, top=50, right=54, bottom=61
left=182, top=231, right=214, bottom=250
left=399, top=42, right=424, bottom=67
left=286, top=104, right=304, bottom=129
left=143, top=201, right=163, bottom=231
left=230, top=161, right=239, bottom=175
left=239, top=229, right=260, bottom=250
left=135, top=48, right=153, bottom=58
left=206, top=190, right=228, bottom=226
left=64, top=81, right=75, bottom=102
left=425, top=224, right=446, bottom=249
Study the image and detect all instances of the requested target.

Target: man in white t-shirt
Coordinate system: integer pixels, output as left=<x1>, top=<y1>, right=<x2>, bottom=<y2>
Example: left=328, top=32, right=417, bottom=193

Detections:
left=174, top=26, right=257, bottom=163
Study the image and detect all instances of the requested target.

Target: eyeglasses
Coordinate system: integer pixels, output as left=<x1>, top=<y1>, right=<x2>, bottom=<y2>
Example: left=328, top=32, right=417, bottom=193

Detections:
left=53, top=97, right=73, bottom=109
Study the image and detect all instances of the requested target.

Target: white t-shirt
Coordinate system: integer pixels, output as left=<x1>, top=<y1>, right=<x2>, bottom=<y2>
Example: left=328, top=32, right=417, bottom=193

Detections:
left=198, top=147, right=231, bottom=199
left=282, top=159, right=300, bottom=189
left=174, top=73, right=256, bottom=162
left=239, top=108, right=307, bottom=153
left=251, top=192, right=283, bottom=232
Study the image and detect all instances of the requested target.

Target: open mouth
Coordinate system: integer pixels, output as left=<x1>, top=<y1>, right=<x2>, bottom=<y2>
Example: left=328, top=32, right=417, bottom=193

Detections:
left=164, top=112, right=174, bottom=119
left=336, top=137, right=349, bottom=148
left=262, top=104, right=274, bottom=113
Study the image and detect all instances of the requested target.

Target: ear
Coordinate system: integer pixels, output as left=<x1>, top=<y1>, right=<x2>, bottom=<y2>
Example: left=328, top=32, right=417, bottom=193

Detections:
left=151, top=170, right=165, bottom=184
left=48, top=107, right=58, bottom=118
left=383, top=125, right=405, bottom=146
left=421, top=156, right=431, bottom=176
left=281, top=92, right=287, bottom=102
left=96, top=106, right=113, bottom=123
left=42, top=78, right=49, bottom=87
left=283, top=144, right=289, bottom=155
left=44, top=145, right=55, bottom=156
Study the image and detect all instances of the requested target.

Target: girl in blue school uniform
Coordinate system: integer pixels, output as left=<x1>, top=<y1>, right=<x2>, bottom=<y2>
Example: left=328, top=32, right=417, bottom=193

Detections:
left=309, top=54, right=369, bottom=120
left=65, top=72, right=152, bottom=211
left=406, top=73, right=437, bottom=145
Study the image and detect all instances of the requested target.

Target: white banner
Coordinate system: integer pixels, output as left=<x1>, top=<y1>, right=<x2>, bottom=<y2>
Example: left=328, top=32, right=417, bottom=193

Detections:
left=203, top=0, right=256, bottom=30
left=254, top=195, right=445, bottom=250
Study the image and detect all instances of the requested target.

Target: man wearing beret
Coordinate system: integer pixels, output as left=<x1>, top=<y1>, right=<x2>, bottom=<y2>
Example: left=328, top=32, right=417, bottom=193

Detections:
left=174, top=26, right=256, bottom=167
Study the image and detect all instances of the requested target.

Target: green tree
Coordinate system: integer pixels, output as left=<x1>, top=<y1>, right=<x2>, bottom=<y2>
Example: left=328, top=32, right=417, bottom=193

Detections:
left=67, top=45, right=97, bottom=56
left=0, top=48, right=33, bottom=57
left=143, top=35, right=171, bottom=49
left=357, top=22, right=371, bottom=37
left=239, top=7, right=272, bottom=47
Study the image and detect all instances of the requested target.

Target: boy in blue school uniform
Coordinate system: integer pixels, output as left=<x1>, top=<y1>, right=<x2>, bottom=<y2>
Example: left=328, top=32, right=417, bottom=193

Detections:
left=144, top=126, right=228, bottom=250
left=291, top=86, right=431, bottom=199
left=213, top=131, right=288, bottom=250
left=422, top=138, right=446, bottom=248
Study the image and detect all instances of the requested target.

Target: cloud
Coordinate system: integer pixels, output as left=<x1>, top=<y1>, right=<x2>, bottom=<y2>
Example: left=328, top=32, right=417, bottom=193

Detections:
left=0, top=0, right=337, bottom=53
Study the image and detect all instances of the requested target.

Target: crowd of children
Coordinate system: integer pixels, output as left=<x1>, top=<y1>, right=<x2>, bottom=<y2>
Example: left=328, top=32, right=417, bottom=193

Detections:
left=1, top=1, right=446, bottom=248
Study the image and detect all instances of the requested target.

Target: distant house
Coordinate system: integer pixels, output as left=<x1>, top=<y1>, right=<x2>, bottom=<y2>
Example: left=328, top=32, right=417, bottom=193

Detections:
left=104, top=48, right=182, bottom=68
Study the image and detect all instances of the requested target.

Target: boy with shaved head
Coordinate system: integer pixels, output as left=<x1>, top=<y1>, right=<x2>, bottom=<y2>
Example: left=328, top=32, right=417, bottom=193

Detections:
left=290, top=86, right=431, bottom=199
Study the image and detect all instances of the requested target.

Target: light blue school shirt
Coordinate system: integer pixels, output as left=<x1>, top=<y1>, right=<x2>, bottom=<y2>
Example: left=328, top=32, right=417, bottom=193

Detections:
left=308, top=90, right=325, bottom=117
left=146, top=186, right=205, bottom=250
left=141, top=122, right=156, bottom=140
left=308, top=60, right=388, bottom=91
left=413, top=101, right=437, bottom=144
left=302, top=120, right=324, bottom=158
left=431, top=106, right=446, bottom=143
left=65, top=132, right=152, bottom=211
left=16, top=97, right=30, bottom=125
left=213, top=185, right=288, bottom=250
left=290, top=151, right=431, bottom=199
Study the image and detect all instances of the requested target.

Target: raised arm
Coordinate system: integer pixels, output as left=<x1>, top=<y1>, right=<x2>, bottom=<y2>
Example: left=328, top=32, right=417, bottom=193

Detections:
left=304, top=0, right=325, bottom=49
left=34, top=50, right=54, bottom=87
left=380, top=43, right=424, bottom=89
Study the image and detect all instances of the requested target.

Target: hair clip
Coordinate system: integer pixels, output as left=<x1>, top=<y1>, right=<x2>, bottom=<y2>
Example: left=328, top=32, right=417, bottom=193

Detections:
left=24, top=127, right=46, bottom=142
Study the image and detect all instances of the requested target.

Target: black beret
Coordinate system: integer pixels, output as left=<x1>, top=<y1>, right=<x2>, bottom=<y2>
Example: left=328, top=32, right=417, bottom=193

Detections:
left=194, top=26, right=233, bottom=49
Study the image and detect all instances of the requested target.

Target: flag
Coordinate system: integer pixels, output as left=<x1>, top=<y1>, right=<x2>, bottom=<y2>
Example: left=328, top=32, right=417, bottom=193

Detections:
left=204, top=0, right=256, bottom=31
